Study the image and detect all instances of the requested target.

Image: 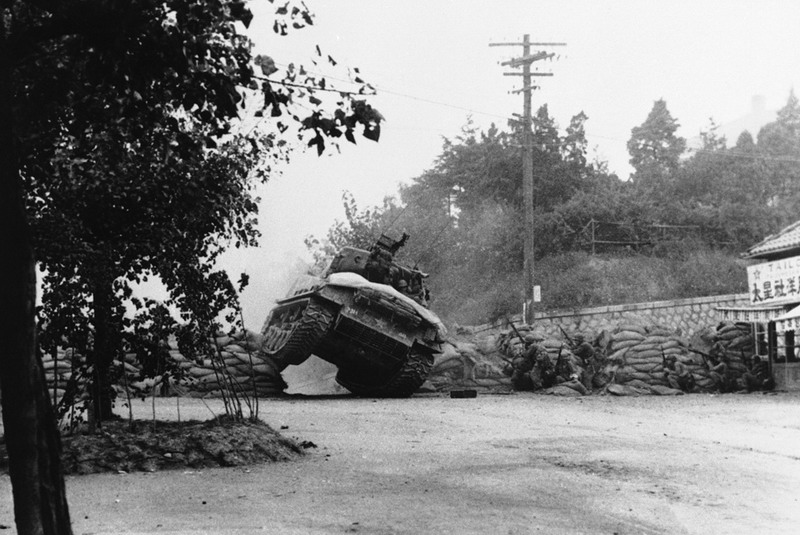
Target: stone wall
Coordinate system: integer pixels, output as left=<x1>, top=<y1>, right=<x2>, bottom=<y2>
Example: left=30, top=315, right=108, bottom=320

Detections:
left=468, top=293, right=750, bottom=339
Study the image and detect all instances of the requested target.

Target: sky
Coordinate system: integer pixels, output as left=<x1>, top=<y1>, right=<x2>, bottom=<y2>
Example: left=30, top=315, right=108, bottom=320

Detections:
left=224, top=0, right=800, bottom=327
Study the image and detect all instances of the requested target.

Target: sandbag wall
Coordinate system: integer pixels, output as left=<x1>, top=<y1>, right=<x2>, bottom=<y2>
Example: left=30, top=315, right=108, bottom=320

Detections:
left=427, top=324, right=589, bottom=394
left=41, top=348, right=80, bottom=404
left=178, top=331, right=285, bottom=398
left=496, top=326, right=585, bottom=373
left=708, top=322, right=753, bottom=378
left=439, top=320, right=758, bottom=395
left=603, top=325, right=706, bottom=389
left=583, top=321, right=753, bottom=393
left=40, top=330, right=286, bottom=405
left=428, top=336, right=512, bottom=392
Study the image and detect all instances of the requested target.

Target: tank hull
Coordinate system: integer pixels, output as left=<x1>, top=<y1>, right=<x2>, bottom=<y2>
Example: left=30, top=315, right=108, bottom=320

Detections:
left=260, top=274, right=444, bottom=397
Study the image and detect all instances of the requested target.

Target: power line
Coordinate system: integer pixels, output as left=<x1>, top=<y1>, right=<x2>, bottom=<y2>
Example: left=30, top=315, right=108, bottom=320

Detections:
left=269, top=59, right=512, bottom=122
left=256, top=74, right=376, bottom=96
left=259, top=61, right=800, bottom=170
left=687, top=147, right=800, bottom=164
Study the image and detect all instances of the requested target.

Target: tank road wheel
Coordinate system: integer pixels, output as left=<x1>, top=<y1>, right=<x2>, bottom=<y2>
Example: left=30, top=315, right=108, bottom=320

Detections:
left=336, top=347, right=435, bottom=398
left=260, top=299, right=334, bottom=371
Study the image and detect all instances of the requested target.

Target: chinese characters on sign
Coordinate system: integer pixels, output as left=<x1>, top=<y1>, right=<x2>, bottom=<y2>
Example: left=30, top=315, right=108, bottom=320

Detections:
left=747, top=254, right=800, bottom=306
left=777, top=315, right=800, bottom=332
left=718, top=305, right=788, bottom=323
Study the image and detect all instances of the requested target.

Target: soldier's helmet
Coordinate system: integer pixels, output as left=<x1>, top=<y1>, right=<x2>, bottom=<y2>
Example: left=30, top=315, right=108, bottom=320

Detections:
left=397, top=279, right=408, bottom=289
left=524, top=334, right=538, bottom=344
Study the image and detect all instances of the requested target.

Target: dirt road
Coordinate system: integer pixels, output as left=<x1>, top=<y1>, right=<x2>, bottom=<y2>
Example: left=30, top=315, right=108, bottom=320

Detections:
left=2, top=392, right=800, bottom=534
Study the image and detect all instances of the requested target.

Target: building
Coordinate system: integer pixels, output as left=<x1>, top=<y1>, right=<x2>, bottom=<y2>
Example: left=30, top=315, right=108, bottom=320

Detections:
left=718, top=220, right=800, bottom=390
left=686, top=95, right=777, bottom=151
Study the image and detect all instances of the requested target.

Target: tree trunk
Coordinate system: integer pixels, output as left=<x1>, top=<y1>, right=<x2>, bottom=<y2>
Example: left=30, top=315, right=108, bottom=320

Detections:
left=0, top=50, right=73, bottom=534
left=89, top=270, right=119, bottom=423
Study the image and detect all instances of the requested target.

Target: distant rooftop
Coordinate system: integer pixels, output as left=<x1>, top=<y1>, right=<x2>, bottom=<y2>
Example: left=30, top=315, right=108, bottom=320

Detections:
left=743, top=220, right=800, bottom=260
left=687, top=95, right=777, bottom=151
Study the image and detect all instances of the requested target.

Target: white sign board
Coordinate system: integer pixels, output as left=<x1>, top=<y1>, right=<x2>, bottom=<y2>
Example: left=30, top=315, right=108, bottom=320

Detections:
left=747, top=254, right=800, bottom=305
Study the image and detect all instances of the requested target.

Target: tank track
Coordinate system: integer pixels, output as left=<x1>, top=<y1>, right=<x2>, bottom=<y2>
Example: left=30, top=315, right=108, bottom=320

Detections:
left=337, top=347, right=434, bottom=398
left=261, top=299, right=334, bottom=370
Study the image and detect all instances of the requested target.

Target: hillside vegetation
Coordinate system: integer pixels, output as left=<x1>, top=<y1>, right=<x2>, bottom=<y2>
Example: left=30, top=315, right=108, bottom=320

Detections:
left=430, top=249, right=748, bottom=325
left=310, top=94, right=800, bottom=325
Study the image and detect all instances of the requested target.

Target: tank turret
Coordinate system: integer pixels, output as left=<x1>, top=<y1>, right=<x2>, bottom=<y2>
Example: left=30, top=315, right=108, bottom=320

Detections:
left=325, top=233, right=430, bottom=307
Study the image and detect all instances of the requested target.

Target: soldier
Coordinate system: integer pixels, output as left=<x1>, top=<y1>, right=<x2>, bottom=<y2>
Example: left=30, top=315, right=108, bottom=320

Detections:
left=571, top=333, right=595, bottom=362
left=741, top=355, right=775, bottom=392
left=405, top=275, right=427, bottom=306
left=707, top=353, right=730, bottom=393
left=570, top=333, right=597, bottom=391
left=510, top=351, right=535, bottom=391
left=508, top=334, right=542, bottom=391
left=554, top=349, right=576, bottom=384
left=517, top=334, right=550, bottom=390
left=534, top=352, right=557, bottom=390
left=663, top=355, right=695, bottom=392
left=397, top=279, right=409, bottom=294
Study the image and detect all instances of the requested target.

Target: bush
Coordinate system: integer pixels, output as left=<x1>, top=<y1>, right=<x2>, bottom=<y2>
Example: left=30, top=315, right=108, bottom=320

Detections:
left=429, top=249, right=748, bottom=326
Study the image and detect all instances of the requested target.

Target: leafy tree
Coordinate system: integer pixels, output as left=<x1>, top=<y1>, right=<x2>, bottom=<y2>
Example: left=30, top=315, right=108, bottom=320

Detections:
left=757, top=89, right=800, bottom=206
left=727, top=131, right=764, bottom=204
left=35, top=132, right=267, bottom=421
left=698, top=117, right=728, bottom=151
left=1, top=1, right=382, bottom=533
left=304, top=191, right=403, bottom=273
left=311, top=113, right=611, bottom=323
left=667, top=93, right=800, bottom=250
left=627, top=99, right=686, bottom=190
left=671, top=118, right=735, bottom=203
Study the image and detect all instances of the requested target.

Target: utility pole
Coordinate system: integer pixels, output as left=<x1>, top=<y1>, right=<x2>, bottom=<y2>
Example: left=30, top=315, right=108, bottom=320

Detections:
left=490, top=35, right=565, bottom=325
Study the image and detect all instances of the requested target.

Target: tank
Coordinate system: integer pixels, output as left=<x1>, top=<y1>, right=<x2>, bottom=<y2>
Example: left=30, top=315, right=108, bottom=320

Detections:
left=260, top=233, right=446, bottom=397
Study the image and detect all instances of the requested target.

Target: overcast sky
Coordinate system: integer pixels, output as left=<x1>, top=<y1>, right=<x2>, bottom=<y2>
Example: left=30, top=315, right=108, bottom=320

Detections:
left=227, top=0, right=800, bottom=327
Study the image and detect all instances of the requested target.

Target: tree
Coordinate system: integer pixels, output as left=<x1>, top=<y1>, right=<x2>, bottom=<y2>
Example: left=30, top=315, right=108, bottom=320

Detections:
left=671, top=118, right=732, bottom=202
left=304, top=191, right=403, bottom=273
left=627, top=99, right=686, bottom=189
left=313, top=113, right=611, bottom=323
left=35, top=131, right=267, bottom=421
left=757, top=89, right=800, bottom=205
left=1, top=1, right=382, bottom=533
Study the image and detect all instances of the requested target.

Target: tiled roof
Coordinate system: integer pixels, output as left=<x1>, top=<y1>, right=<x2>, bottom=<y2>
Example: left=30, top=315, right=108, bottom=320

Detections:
left=744, top=220, right=800, bottom=259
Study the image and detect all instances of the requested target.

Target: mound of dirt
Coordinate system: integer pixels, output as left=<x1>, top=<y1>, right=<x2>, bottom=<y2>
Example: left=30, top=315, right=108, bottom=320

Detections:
left=2, top=417, right=308, bottom=476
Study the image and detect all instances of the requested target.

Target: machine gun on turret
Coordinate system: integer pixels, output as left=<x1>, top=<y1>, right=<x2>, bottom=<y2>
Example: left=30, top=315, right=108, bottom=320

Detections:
left=325, top=233, right=430, bottom=307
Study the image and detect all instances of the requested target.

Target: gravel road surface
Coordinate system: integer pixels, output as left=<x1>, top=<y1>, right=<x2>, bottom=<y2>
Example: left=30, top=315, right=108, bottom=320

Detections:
left=2, top=392, right=799, bottom=534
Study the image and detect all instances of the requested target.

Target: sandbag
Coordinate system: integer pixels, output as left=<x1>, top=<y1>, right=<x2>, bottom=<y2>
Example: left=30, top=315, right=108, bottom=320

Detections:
left=607, top=347, right=629, bottom=363
left=613, top=330, right=646, bottom=342
left=624, top=379, right=654, bottom=392
left=607, top=383, right=645, bottom=396
left=649, top=384, right=684, bottom=395
left=223, top=344, right=247, bottom=353
left=627, top=348, right=668, bottom=360
left=432, top=359, right=464, bottom=373
left=189, top=367, right=215, bottom=379
left=616, top=325, right=647, bottom=335
left=214, top=335, right=234, bottom=347
left=642, top=335, right=672, bottom=345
